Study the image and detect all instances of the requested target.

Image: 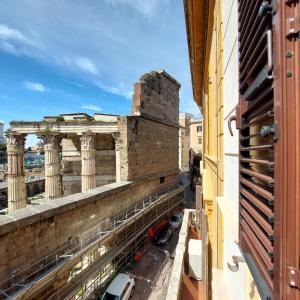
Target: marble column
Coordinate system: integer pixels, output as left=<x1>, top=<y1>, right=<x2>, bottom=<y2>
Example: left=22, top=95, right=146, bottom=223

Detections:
left=6, top=132, right=26, bottom=213
left=80, top=132, right=96, bottom=192
left=41, top=135, right=62, bottom=201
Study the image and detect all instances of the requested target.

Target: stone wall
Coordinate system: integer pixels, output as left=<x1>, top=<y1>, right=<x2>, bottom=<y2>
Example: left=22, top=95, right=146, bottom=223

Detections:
left=62, top=134, right=116, bottom=195
left=0, top=178, right=45, bottom=208
left=117, top=116, right=179, bottom=181
left=131, top=70, right=180, bottom=124
left=117, top=70, right=180, bottom=181
left=0, top=171, right=178, bottom=282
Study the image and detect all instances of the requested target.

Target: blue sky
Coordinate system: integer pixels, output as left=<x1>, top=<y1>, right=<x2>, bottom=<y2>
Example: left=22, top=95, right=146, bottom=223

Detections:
left=0, top=0, right=198, bottom=145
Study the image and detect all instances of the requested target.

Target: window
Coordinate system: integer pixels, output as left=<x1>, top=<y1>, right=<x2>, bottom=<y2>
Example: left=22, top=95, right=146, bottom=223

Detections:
left=160, top=176, right=165, bottom=184
left=196, top=125, right=202, bottom=132
left=102, top=292, right=119, bottom=300
left=198, top=137, right=202, bottom=144
left=120, top=282, right=131, bottom=299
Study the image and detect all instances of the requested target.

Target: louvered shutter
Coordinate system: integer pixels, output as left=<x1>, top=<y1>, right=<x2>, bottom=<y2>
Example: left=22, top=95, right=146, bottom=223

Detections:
left=238, top=0, right=275, bottom=292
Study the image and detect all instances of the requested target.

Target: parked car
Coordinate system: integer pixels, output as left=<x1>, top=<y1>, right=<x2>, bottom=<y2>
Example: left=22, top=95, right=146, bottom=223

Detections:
left=101, top=273, right=135, bottom=300
left=169, top=212, right=183, bottom=228
left=155, top=224, right=173, bottom=246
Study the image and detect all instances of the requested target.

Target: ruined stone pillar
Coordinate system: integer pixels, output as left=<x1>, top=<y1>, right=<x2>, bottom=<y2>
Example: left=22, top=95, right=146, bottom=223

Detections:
left=42, top=135, right=62, bottom=201
left=80, top=132, right=96, bottom=192
left=112, top=132, right=121, bottom=182
left=6, top=132, right=26, bottom=212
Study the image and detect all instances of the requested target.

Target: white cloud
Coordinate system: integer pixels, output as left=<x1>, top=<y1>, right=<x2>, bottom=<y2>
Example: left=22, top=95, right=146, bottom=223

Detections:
left=105, top=0, right=169, bottom=17
left=81, top=104, right=102, bottom=112
left=23, top=81, right=45, bottom=92
left=64, top=56, right=98, bottom=75
left=96, top=81, right=132, bottom=100
left=0, top=1, right=194, bottom=111
left=0, top=24, right=42, bottom=59
left=0, top=40, right=17, bottom=54
left=0, top=24, right=33, bottom=45
left=74, top=56, right=98, bottom=75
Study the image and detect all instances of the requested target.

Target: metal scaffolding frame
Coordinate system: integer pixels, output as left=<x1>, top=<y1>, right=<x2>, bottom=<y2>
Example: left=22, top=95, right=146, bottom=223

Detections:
left=0, top=184, right=185, bottom=300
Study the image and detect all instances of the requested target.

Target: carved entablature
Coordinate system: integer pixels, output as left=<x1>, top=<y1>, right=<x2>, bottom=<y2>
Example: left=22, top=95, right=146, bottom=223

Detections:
left=39, top=134, right=62, bottom=150
left=80, top=131, right=96, bottom=151
left=6, top=131, right=26, bottom=153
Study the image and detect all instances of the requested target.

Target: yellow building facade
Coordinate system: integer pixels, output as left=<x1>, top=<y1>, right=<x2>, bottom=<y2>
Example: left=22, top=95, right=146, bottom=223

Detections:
left=184, top=1, right=261, bottom=299
left=201, top=0, right=224, bottom=269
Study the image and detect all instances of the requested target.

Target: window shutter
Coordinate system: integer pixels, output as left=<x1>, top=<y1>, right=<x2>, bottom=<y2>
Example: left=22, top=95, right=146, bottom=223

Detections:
left=238, top=0, right=275, bottom=291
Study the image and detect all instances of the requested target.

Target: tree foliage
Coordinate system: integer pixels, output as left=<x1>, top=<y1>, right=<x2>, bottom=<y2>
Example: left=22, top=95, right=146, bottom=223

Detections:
left=0, top=144, right=7, bottom=152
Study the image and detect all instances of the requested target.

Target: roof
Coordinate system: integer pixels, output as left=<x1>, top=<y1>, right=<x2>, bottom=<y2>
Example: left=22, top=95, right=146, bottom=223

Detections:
left=190, top=119, right=202, bottom=125
left=94, top=113, right=119, bottom=116
left=183, top=0, right=210, bottom=107
left=60, top=113, right=91, bottom=117
left=179, top=112, right=194, bottom=119
left=106, top=273, right=131, bottom=295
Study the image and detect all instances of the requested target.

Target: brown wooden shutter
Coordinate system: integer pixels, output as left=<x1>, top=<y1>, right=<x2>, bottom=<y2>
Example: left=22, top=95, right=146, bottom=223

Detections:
left=237, top=1, right=300, bottom=298
left=238, top=0, right=275, bottom=295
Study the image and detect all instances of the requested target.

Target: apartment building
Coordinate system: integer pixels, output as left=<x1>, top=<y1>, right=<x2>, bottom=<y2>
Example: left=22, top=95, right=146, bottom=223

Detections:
left=190, top=119, right=203, bottom=157
left=179, top=113, right=193, bottom=170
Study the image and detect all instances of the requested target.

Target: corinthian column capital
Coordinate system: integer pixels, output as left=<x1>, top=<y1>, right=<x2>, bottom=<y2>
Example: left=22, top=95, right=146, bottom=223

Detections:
left=80, top=131, right=96, bottom=192
left=6, top=131, right=26, bottom=212
left=6, top=132, right=26, bottom=153
left=40, top=134, right=62, bottom=150
left=80, top=132, right=96, bottom=151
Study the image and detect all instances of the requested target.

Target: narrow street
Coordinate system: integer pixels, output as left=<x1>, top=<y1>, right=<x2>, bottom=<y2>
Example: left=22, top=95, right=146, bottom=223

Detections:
left=130, top=180, right=195, bottom=300
left=130, top=227, right=180, bottom=300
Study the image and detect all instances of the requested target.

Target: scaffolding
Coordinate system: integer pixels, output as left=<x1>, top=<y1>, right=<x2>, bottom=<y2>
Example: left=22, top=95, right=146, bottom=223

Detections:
left=0, top=184, right=185, bottom=300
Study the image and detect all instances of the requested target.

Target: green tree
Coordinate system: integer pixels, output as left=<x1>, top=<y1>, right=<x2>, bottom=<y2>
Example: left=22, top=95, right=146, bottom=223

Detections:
left=0, top=144, right=7, bottom=152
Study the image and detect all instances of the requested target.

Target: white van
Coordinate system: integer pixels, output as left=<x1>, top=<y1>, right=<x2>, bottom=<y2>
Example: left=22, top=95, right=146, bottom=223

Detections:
left=101, top=273, right=135, bottom=300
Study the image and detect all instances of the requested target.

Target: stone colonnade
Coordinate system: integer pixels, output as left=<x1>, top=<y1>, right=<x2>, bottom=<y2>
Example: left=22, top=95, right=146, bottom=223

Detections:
left=6, top=132, right=26, bottom=212
left=6, top=131, right=120, bottom=213
left=80, top=132, right=96, bottom=192
left=42, top=135, right=62, bottom=201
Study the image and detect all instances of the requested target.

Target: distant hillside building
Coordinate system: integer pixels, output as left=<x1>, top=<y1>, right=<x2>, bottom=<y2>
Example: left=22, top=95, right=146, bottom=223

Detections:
left=178, top=113, right=193, bottom=170
left=0, top=122, right=5, bottom=144
left=189, top=119, right=203, bottom=188
left=190, top=119, right=203, bottom=157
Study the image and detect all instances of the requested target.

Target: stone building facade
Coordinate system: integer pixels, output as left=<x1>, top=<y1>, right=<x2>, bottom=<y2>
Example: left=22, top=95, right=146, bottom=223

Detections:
left=190, top=119, right=203, bottom=158
left=4, top=70, right=180, bottom=213
left=0, top=70, right=182, bottom=292
left=179, top=113, right=193, bottom=170
left=61, top=129, right=116, bottom=195
left=119, top=70, right=180, bottom=181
